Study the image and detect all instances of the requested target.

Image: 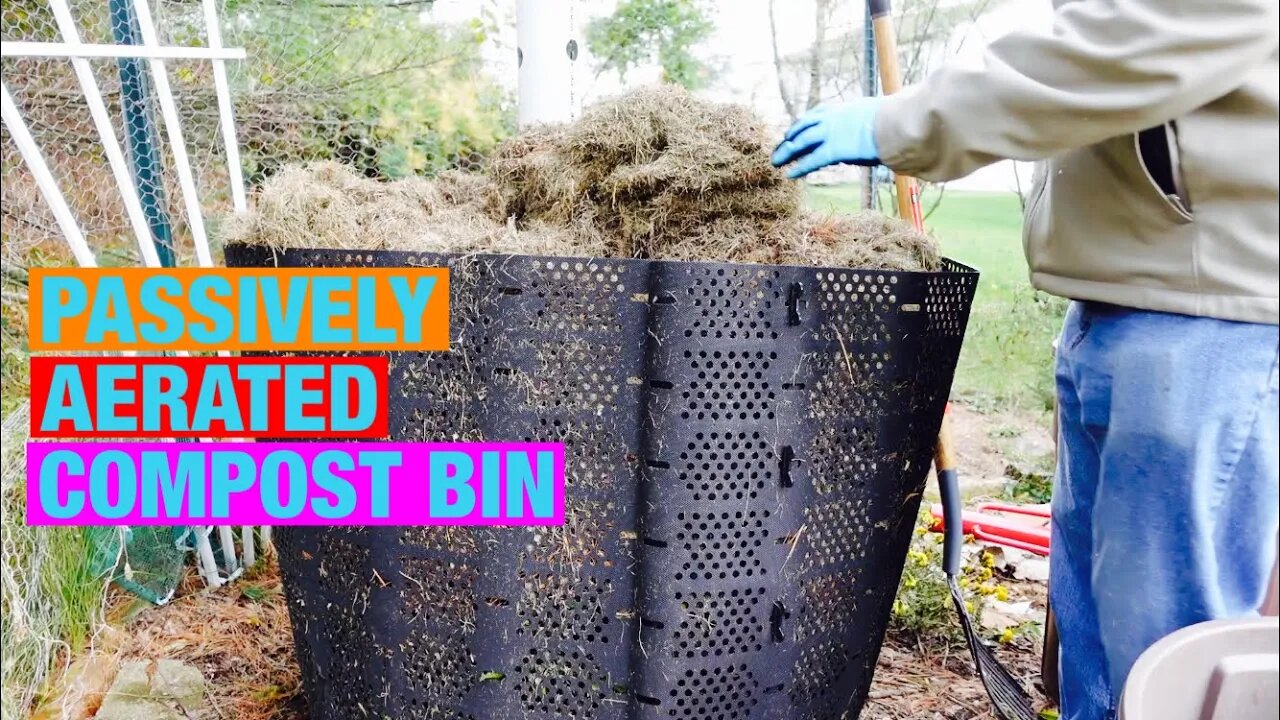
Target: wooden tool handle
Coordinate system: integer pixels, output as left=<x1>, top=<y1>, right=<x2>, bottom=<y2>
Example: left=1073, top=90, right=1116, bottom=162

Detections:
left=869, top=0, right=925, bottom=231
left=935, top=404, right=958, bottom=473
left=870, top=1, right=953, bottom=480
left=870, top=10, right=905, bottom=95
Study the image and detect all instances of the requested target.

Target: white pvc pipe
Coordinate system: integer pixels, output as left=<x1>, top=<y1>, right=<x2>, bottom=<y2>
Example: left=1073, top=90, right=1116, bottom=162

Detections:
left=196, top=0, right=256, bottom=569
left=193, top=526, right=225, bottom=587
left=240, top=526, right=256, bottom=567
left=46, top=0, right=161, bottom=268
left=0, top=40, right=245, bottom=61
left=197, top=0, right=260, bottom=570
left=201, top=0, right=246, bottom=213
left=0, top=83, right=96, bottom=267
left=217, top=525, right=239, bottom=573
left=516, top=0, right=578, bottom=127
left=129, top=0, right=214, bottom=268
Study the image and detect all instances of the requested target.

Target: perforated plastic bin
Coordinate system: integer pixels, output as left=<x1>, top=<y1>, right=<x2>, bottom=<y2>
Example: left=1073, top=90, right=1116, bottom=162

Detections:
left=224, top=245, right=978, bottom=720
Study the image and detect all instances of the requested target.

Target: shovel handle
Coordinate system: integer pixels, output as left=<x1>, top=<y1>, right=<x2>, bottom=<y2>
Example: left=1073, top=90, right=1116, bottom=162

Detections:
left=936, top=407, right=963, bottom=576
left=871, top=0, right=954, bottom=572
left=869, top=0, right=926, bottom=231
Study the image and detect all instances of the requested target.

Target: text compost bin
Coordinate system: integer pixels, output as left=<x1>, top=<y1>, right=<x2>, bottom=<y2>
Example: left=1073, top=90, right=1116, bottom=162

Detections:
left=28, top=267, right=449, bottom=352
left=30, top=356, right=389, bottom=439
left=26, top=442, right=565, bottom=526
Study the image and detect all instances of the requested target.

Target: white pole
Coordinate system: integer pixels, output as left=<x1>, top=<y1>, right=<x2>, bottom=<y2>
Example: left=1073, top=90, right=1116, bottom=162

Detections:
left=0, top=83, right=96, bottom=267
left=241, top=526, right=256, bottom=567
left=129, top=0, right=215, bottom=268
left=516, top=0, right=579, bottom=128
left=193, top=526, right=225, bottom=587
left=201, top=0, right=247, bottom=213
left=46, top=0, right=161, bottom=268
left=217, top=525, right=239, bottom=573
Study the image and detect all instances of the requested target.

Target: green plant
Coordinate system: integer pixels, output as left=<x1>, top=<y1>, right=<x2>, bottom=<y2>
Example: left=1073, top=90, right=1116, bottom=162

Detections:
left=890, top=513, right=1008, bottom=642
left=224, top=0, right=512, bottom=182
left=1004, top=464, right=1053, bottom=504
left=2, top=414, right=110, bottom=720
left=585, top=0, right=714, bottom=89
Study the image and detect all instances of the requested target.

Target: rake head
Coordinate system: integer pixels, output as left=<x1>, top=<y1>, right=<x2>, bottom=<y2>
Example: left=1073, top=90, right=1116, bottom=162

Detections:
left=947, top=576, right=1038, bottom=720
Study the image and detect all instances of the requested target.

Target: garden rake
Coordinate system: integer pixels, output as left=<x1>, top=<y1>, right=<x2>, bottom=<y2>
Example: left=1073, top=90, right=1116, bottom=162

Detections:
left=935, top=410, right=1037, bottom=720
left=869, top=1, right=1037, bottom=717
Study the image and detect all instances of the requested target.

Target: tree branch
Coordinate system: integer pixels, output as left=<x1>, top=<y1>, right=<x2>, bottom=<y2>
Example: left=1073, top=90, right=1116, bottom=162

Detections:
left=768, top=0, right=799, bottom=121
left=806, top=0, right=832, bottom=109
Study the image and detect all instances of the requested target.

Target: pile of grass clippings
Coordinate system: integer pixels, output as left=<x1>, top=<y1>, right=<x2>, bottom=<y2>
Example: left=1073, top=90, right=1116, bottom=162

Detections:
left=224, top=85, right=939, bottom=272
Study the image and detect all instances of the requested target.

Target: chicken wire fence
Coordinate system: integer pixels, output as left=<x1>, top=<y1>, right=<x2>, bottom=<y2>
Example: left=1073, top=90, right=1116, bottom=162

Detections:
left=1, top=0, right=505, bottom=270
left=3, top=0, right=504, bottom=612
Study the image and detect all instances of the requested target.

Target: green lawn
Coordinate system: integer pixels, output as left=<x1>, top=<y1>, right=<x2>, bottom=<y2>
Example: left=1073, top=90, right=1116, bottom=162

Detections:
left=807, top=184, right=1064, bottom=416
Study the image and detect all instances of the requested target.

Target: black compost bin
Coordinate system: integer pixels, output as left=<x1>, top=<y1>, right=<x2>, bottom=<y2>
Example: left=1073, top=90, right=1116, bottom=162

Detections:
left=225, top=245, right=978, bottom=720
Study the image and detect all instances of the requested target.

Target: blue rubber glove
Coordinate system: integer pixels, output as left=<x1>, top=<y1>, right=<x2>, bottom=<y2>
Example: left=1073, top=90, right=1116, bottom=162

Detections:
left=771, top=98, right=883, bottom=179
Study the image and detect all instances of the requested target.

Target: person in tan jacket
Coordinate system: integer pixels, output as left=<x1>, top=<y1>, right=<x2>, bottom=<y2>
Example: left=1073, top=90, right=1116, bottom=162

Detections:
left=773, top=1, right=1279, bottom=717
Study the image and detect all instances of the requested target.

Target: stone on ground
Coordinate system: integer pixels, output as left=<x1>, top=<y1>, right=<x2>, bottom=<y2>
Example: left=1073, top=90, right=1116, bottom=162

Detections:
left=94, top=660, right=206, bottom=720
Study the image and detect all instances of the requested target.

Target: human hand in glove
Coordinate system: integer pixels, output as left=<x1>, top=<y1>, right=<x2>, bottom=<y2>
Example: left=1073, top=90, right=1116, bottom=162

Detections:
left=771, top=98, right=882, bottom=179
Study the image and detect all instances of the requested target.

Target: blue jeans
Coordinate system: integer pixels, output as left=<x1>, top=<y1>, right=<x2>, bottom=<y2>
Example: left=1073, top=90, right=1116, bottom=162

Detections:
left=1051, top=301, right=1278, bottom=719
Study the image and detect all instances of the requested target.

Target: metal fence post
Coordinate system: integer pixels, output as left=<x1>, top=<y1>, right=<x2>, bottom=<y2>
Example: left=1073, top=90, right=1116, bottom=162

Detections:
left=861, top=1, right=878, bottom=211
left=108, top=0, right=175, bottom=267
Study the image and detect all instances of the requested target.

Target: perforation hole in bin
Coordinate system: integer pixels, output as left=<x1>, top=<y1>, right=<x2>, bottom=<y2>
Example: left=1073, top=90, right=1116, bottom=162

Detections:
left=684, top=266, right=781, bottom=341
left=404, top=707, right=476, bottom=720
left=814, top=270, right=897, bottom=344
left=789, top=638, right=850, bottom=710
left=522, top=417, right=631, bottom=490
left=316, top=535, right=369, bottom=594
left=529, top=340, right=625, bottom=415
left=527, top=499, right=616, bottom=568
left=681, top=349, right=777, bottom=422
left=400, top=527, right=483, bottom=557
left=667, top=664, right=759, bottom=718
left=399, top=556, right=479, bottom=631
left=394, top=350, right=482, bottom=441
left=805, top=353, right=885, bottom=497
left=794, top=568, right=862, bottom=642
left=325, top=612, right=386, bottom=720
left=278, top=561, right=318, bottom=673
left=516, top=647, right=608, bottom=719
left=516, top=572, right=612, bottom=643
left=799, top=498, right=871, bottom=574
left=529, top=260, right=630, bottom=336
left=924, top=273, right=976, bottom=337
left=401, top=634, right=476, bottom=715
left=672, top=588, right=766, bottom=659
left=675, top=509, right=769, bottom=582
left=807, top=425, right=880, bottom=498
left=807, top=350, right=892, bottom=415
left=397, top=347, right=468, bottom=388
left=679, top=430, right=771, bottom=502
left=325, top=662, right=371, bottom=719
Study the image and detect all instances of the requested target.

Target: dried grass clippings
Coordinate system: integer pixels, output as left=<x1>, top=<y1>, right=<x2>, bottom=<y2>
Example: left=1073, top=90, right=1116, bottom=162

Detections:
left=224, top=86, right=939, bottom=273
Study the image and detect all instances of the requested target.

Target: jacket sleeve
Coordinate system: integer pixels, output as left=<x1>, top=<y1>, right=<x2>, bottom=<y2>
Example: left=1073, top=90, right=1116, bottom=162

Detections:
left=875, top=0, right=1279, bottom=181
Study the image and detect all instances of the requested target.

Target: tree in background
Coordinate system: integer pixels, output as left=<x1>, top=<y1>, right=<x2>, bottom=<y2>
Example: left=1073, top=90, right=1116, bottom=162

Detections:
left=769, top=0, right=996, bottom=120
left=585, top=0, right=714, bottom=90
left=221, top=0, right=513, bottom=182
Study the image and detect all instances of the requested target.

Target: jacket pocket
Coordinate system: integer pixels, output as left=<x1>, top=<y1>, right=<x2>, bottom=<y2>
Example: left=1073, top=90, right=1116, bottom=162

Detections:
left=1134, top=126, right=1193, bottom=222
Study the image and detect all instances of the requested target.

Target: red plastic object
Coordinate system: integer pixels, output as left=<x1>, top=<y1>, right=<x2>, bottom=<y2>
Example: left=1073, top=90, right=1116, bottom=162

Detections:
left=930, top=502, right=1051, bottom=556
